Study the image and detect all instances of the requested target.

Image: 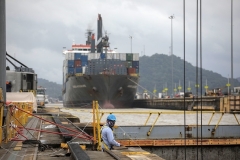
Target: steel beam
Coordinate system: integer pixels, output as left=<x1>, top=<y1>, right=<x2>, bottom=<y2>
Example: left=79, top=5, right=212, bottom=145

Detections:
left=114, top=125, right=240, bottom=139
left=52, top=115, right=72, bottom=142
left=67, top=142, right=90, bottom=160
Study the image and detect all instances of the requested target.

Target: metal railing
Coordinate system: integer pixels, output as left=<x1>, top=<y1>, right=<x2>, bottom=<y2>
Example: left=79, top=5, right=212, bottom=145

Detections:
left=95, top=110, right=240, bottom=137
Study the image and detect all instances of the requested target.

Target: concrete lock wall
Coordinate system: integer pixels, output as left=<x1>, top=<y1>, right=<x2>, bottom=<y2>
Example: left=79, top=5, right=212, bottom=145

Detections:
left=142, top=146, right=240, bottom=160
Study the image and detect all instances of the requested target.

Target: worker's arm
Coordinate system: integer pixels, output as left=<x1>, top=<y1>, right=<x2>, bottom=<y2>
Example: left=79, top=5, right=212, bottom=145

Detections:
left=106, top=128, right=120, bottom=147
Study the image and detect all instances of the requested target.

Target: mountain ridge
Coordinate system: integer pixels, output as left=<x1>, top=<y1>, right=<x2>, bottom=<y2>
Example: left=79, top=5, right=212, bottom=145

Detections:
left=38, top=54, right=240, bottom=98
left=138, top=54, right=240, bottom=95
left=37, top=78, right=62, bottom=99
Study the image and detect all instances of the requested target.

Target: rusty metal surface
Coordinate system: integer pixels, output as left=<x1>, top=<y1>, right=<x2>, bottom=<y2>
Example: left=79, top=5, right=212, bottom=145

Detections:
left=118, top=138, right=240, bottom=146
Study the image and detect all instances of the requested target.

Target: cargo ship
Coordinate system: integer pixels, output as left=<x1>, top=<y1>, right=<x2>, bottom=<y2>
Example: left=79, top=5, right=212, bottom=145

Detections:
left=62, top=14, right=139, bottom=108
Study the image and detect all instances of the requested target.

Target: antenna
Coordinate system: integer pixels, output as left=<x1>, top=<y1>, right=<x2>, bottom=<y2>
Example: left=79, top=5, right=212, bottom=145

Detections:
left=144, top=45, right=145, bottom=55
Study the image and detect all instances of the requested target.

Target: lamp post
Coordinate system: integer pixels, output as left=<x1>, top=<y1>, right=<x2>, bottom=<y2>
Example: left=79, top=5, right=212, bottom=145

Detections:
left=169, top=14, right=174, bottom=97
left=129, top=36, right=132, bottom=53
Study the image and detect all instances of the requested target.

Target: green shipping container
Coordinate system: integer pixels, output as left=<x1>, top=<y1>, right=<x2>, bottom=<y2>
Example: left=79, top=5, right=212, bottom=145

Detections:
left=125, top=61, right=132, bottom=68
left=126, top=53, right=133, bottom=61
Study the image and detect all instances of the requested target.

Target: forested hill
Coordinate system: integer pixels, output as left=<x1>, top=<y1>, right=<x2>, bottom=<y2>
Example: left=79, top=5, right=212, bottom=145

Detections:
left=138, top=53, right=240, bottom=95
left=37, top=53, right=240, bottom=98
left=37, top=78, right=62, bottom=99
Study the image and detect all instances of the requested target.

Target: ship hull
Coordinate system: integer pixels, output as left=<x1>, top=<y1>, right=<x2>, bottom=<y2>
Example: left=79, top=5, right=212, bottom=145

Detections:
left=63, top=74, right=138, bottom=108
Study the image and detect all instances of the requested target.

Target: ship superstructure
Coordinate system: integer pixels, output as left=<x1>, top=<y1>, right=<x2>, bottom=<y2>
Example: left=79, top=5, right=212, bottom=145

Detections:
left=62, top=14, right=139, bottom=108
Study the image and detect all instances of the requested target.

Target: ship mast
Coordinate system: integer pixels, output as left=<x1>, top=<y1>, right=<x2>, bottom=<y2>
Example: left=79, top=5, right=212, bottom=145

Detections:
left=97, top=14, right=103, bottom=53
left=85, top=30, right=92, bottom=45
left=102, top=31, right=109, bottom=54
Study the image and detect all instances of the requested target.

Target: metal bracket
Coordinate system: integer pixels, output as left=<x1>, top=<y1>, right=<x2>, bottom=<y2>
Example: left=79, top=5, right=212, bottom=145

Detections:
left=147, top=113, right=160, bottom=136
left=185, top=126, right=192, bottom=138
left=211, top=112, right=224, bottom=135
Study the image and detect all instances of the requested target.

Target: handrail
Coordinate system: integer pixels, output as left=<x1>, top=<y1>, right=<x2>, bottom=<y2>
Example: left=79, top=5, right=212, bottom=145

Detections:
left=147, top=113, right=160, bottom=136
left=90, top=110, right=240, bottom=127
left=233, top=113, right=240, bottom=125
left=92, top=101, right=102, bottom=151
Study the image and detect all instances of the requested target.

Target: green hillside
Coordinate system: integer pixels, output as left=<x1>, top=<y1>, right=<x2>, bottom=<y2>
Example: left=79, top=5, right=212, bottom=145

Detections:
left=37, top=78, right=62, bottom=100
left=139, top=53, right=240, bottom=95
left=38, top=54, right=240, bottom=98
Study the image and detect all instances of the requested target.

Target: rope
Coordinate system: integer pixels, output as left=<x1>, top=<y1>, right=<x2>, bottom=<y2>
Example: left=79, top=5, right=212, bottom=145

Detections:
left=12, top=104, right=93, bottom=140
left=11, top=126, right=28, bottom=140
left=21, top=127, right=92, bottom=140
left=127, top=78, right=156, bottom=97
left=0, top=107, right=94, bottom=159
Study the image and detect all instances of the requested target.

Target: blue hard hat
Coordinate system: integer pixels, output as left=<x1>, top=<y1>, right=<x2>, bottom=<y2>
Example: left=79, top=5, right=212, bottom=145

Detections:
left=107, top=114, right=116, bottom=121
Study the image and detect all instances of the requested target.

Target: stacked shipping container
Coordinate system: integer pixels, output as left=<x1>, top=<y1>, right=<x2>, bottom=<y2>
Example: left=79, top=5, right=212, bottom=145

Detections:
left=63, top=52, right=139, bottom=83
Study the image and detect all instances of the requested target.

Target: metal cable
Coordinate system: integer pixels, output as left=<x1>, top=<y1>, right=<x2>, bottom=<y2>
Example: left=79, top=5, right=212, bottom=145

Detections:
left=231, top=0, right=233, bottom=90
left=200, top=0, right=203, bottom=159
left=14, top=105, right=93, bottom=139
left=127, top=78, right=155, bottom=97
left=118, top=126, right=142, bottom=149
left=2, top=102, right=94, bottom=158
left=196, top=0, right=199, bottom=159
left=10, top=112, right=37, bottom=140
left=183, top=0, right=186, bottom=159
left=8, top=107, right=50, bottom=150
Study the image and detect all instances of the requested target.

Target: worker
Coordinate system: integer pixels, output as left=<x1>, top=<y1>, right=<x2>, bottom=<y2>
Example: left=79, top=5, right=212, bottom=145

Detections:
left=6, top=81, right=12, bottom=92
left=101, top=114, right=121, bottom=150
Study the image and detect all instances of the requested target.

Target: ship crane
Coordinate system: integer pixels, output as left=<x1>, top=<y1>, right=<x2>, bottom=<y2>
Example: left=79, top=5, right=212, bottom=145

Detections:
left=6, top=52, right=34, bottom=73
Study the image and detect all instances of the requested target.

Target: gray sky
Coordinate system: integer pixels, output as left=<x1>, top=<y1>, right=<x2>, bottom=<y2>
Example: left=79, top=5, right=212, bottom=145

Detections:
left=6, top=0, right=240, bottom=84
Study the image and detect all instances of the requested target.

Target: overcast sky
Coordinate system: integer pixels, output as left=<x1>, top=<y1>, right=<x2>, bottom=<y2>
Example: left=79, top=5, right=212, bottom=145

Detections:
left=6, top=0, right=240, bottom=84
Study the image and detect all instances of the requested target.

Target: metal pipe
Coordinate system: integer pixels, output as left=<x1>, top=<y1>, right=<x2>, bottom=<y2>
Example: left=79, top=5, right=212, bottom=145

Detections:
left=200, top=0, right=203, bottom=157
left=169, top=15, right=174, bottom=97
left=147, top=113, right=160, bottom=136
left=6, top=57, right=17, bottom=69
left=97, top=14, right=102, bottom=53
left=6, top=52, right=28, bottom=68
left=144, top=113, right=152, bottom=125
left=208, top=112, right=215, bottom=125
left=129, top=36, right=132, bottom=53
left=233, top=113, right=240, bottom=125
left=0, top=0, right=6, bottom=102
left=183, top=1, right=187, bottom=158
left=231, top=0, right=233, bottom=91
left=91, top=34, right=95, bottom=53
left=100, top=112, right=104, bottom=121
left=92, top=101, right=96, bottom=145
left=214, top=113, right=224, bottom=131
left=95, top=101, right=102, bottom=151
